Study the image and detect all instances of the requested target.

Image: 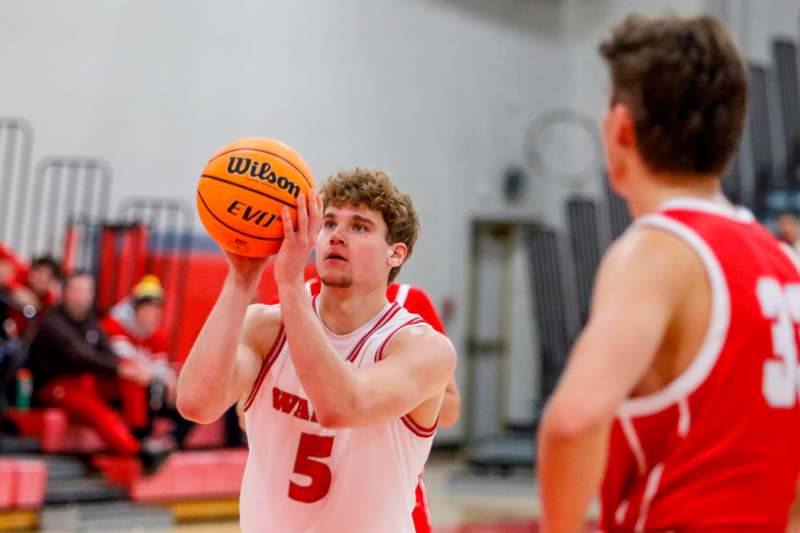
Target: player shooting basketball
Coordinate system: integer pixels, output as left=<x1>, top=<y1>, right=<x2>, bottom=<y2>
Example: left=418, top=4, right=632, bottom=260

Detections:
left=178, top=168, right=456, bottom=533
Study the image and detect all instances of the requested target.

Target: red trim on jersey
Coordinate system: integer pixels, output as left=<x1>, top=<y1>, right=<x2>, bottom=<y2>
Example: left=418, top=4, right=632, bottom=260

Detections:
left=345, top=303, right=401, bottom=362
left=374, top=318, right=426, bottom=362
left=401, top=414, right=438, bottom=438
left=243, top=325, right=286, bottom=412
left=412, top=476, right=432, bottom=533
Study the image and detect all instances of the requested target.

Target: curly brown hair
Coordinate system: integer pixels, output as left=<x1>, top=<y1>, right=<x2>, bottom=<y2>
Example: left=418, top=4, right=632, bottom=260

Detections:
left=599, top=14, right=747, bottom=176
left=320, top=167, right=419, bottom=283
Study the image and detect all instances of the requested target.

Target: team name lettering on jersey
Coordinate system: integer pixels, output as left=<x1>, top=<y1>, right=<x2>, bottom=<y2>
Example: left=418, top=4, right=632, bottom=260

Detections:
left=272, top=386, right=318, bottom=423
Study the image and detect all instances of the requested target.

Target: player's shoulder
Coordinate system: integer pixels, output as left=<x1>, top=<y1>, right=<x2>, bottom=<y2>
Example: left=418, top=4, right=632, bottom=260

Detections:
left=603, top=221, right=703, bottom=279
left=245, top=303, right=282, bottom=326
left=243, top=303, right=283, bottom=353
left=386, top=324, right=455, bottom=363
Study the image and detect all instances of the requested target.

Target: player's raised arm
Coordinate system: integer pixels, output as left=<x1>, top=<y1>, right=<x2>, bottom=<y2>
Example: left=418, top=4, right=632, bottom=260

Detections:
left=177, top=253, right=278, bottom=424
left=274, top=190, right=456, bottom=428
left=284, top=282, right=455, bottom=427
left=538, top=224, right=705, bottom=533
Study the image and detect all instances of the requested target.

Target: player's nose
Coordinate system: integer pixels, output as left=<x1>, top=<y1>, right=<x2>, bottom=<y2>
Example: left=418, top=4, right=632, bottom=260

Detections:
left=328, top=227, right=346, bottom=246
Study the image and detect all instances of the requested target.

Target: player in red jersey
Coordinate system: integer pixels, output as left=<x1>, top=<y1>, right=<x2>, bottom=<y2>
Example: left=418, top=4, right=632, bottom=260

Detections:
left=538, top=14, right=800, bottom=532
left=263, top=267, right=461, bottom=533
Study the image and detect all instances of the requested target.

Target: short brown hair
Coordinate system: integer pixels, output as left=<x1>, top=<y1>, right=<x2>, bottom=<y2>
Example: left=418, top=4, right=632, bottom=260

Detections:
left=320, top=167, right=419, bottom=283
left=599, top=14, right=747, bottom=175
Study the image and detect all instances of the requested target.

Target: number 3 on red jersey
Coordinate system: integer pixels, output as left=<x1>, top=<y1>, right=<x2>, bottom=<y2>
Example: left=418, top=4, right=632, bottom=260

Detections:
left=757, top=277, right=800, bottom=408
left=288, top=433, right=334, bottom=503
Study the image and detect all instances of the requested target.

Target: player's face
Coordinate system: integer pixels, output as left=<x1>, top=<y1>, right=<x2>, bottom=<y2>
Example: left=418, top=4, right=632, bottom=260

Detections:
left=316, top=204, right=401, bottom=290
left=28, top=265, right=55, bottom=296
left=778, top=215, right=800, bottom=244
left=134, top=301, right=164, bottom=335
left=63, top=275, right=95, bottom=320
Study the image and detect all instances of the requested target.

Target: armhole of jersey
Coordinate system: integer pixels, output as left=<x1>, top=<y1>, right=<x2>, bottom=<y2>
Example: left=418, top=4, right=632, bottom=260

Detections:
left=372, top=319, right=437, bottom=438
left=401, top=413, right=438, bottom=438
left=617, top=214, right=731, bottom=418
left=374, top=318, right=427, bottom=363
left=243, top=325, right=286, bottom=412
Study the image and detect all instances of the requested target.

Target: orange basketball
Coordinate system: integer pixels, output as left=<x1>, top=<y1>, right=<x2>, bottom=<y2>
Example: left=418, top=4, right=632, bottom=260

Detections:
left=196, top=137, right=315, bottom=257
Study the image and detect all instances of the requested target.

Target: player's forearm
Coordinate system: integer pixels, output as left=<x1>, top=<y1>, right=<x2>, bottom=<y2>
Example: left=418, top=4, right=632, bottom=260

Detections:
left=177, top=274, right=255, bottom=422
left=277, top=280, right=357, bottom=427
left=538, top=407, right=608, bottom=533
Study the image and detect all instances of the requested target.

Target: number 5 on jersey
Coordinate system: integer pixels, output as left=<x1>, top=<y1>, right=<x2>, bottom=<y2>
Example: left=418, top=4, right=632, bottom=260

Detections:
left=757, top=277, right=800, bottom=408
left=289, top=433, right=334, bottom=503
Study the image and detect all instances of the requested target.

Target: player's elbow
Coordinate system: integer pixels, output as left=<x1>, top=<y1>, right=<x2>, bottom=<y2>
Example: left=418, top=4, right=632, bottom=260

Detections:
left=315, top=406, right=350, bottom=429
left=540, top=398, right=606, bottom=442
left=176, top=391, right=218, bottom=424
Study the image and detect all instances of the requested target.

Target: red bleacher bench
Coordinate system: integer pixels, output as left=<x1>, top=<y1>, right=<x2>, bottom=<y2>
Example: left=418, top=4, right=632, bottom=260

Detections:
left=94, top=449, right=247, bottom=502
left=0, top=459, right=47, bottom=510
left=6, top=408, right=103, bottom=454
left=6, top=408, right=227, bottom=454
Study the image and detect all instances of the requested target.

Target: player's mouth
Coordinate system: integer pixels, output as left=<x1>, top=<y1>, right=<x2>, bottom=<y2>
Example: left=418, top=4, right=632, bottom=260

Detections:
left=325, top=252, right=348, bottom=263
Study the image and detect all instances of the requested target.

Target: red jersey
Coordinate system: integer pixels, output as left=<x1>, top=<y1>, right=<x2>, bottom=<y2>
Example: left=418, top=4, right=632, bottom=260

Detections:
left=601, top=199, right=800, bottom=532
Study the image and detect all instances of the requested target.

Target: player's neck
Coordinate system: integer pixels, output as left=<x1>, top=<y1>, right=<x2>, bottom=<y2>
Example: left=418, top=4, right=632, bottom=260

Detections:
left=626, top=171, right=728, bottom=218
left=318, top=284, right=390, bottom=335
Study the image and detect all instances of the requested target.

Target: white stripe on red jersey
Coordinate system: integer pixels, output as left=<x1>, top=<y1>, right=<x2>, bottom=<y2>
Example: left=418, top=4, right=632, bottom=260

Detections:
left=601, top=198, right=800, bottom=531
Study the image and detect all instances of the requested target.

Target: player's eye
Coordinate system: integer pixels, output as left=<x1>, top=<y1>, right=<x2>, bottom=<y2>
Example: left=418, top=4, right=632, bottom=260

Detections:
left=353, top=224, right=367, bottom=233
left=323, top=220, right=336, bottom=230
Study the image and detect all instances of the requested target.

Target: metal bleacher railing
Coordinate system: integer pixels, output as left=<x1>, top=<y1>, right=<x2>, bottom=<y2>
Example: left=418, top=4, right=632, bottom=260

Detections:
left=0, top=118, right=34, bottom=254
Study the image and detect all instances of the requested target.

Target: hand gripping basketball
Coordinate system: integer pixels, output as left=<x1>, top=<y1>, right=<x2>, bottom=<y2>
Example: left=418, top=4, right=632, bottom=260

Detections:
left=196, top=137, right=316, bottom=257
left=274, top=190, right=323, bottom=286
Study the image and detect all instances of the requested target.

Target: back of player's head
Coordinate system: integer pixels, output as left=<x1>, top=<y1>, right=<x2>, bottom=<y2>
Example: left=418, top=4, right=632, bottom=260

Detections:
left=599, top=14, right=747, bottom=176
left=320, top=168, right=419, bottom=283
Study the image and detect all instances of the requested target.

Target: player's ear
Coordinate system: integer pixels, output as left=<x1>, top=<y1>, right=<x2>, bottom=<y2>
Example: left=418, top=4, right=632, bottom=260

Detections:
left=387, top=243, right=407, bottom=268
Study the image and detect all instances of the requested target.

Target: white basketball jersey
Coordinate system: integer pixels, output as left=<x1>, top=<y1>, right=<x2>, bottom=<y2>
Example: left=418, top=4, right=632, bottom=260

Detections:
left=239, top=296, right=436, bottom=533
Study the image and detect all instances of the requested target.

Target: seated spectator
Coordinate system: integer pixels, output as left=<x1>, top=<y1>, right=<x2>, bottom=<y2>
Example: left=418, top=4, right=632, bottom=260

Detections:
left=8, top=255, right=61, bottom=337
left=26, top=271, right=159, bottom=462
left=102, top=275, right=195, bottom=463
left=777, top=212, right=800, bottom=254
left=0, top=246, right=20, bottom=338
left=0, top=247, right=25, bottom=416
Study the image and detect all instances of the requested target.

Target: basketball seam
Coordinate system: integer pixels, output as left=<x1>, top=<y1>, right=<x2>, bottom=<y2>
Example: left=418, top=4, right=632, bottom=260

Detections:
left=196, top=190, right=284, bottom=241
left=200, top=174, right=299, bottom=209
left=208, top=148, right=313, bottom=189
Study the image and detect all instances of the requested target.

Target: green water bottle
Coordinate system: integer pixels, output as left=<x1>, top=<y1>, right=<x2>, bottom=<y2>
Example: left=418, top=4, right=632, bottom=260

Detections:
left=15, top=368, right=32, bottom=410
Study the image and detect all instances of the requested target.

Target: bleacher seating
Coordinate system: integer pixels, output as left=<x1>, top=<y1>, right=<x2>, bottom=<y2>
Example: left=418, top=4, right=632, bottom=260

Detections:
left=6, top=408, right=228, bottom=455
left=0, top=458, right=46, bottom=510
left=93, top=448, right=247, bottom=502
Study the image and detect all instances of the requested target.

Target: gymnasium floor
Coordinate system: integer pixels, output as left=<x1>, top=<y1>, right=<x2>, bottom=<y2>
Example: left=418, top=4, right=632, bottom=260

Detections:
left=173, top=454, right=543, bottom=533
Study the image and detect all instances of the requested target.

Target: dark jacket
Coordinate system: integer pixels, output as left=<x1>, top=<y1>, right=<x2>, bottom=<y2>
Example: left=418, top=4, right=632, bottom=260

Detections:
left=27, top=305, right=119, bottom=390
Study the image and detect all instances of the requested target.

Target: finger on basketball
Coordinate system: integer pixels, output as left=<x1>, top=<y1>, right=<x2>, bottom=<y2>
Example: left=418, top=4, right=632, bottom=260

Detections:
left=282, top=207, right=294, bottom=236
left=297, top=193, right=308, bottom=236
left=308, top=190, right=321, bottom=234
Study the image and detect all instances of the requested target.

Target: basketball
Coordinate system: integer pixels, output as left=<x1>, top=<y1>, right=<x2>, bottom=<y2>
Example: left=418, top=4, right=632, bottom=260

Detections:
left=196, top=137, right=316, bottom=257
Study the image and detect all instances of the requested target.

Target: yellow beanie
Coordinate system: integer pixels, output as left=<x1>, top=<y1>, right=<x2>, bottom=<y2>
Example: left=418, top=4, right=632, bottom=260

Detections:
left=132, top=274, right=164, bottom=301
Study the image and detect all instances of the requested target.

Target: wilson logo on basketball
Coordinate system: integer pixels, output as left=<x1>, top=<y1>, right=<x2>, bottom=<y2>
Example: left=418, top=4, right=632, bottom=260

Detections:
left=227, top=200, right=278, bottom=228
left=227, top=157, right=301, bottom=198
